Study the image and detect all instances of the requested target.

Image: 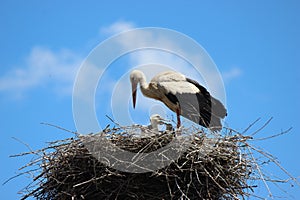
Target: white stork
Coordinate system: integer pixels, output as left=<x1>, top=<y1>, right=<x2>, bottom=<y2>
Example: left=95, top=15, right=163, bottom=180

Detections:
left=130, top=70, right=227, bottom=131
left=148, top=114, right=165, bottom=132
left=148, top=114, right=174, bottom=132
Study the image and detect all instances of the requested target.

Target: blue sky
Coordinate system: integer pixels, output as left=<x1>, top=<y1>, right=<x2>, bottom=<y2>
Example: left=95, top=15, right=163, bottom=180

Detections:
left=1, top=1, right=300, bottom=199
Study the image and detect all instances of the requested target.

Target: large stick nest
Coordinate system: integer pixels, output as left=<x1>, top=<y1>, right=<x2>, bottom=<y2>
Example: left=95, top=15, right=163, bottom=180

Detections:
left=13, top=123, right=298, bottom=200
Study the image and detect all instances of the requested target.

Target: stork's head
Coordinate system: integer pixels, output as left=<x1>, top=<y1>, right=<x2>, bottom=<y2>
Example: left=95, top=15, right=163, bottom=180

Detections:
left=150, top=114, right=166, bottom=125
left=150, top=114, right=173, bottom=132
left=130, top=70, right=145, bottom=108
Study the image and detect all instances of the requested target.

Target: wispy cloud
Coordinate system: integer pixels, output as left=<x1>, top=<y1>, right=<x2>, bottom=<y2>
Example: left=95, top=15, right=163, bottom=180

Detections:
left=0, top=20, right=136, bottom=100
left=100, top=22, right=222, bottom=92
left=100, top=20, right=136, bottom=35
left=0, top=46, right=81, bottom=98
left=222, top=67, right=242, bottom=83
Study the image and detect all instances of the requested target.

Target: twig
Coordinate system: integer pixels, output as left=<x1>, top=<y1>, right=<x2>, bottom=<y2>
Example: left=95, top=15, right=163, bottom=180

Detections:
left=105, top=115, right=121, bottom=127
left=253, top=127, right=292, bottom=141
left=242, top=118, right=261, bottom=134
left=40, top=122, right=80, bottom=137
left=250, top=117, right=273, bottom=136
left=248, top=143, right=300, bottom=188
left=11, top=137, right=34, bottom=153
left=246, top=145, right=273, bottom=198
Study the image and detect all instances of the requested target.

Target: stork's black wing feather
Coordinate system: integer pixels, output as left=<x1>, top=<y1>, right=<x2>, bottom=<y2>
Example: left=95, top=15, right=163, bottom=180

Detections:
left=186, top=78, right=227, bottom=118
left=173, top=78, right=227, bottom=131
left=185, top=78, right=210, bottom=98
left=157, top=76, right=227, bottom=131
left=175, top=92, right=214, bottom=129
left=165, top=92, right=179, bottom=106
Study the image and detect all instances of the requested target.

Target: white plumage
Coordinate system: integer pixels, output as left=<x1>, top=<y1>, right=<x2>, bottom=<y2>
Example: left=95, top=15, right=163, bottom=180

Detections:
left=148, top=114, right=173, bottom=132
left=151, top=71, right=200, bottom=94
left=130, top=70, right=227, bottom=131
left=148, top=114, right=165, bottom=132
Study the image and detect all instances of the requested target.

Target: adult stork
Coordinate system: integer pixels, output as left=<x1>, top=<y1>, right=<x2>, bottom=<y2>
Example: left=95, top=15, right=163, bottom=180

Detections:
left=130, top=70, right=227, bottom=131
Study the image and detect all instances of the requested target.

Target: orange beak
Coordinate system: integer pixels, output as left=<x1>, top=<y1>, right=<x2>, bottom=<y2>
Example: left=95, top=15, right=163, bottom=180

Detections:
left=131, top=82, right=137, bottom=109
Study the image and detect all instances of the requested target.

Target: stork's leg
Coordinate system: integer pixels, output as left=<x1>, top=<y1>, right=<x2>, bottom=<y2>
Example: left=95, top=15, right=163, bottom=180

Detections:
left=176, top=108, right=181, bottom=128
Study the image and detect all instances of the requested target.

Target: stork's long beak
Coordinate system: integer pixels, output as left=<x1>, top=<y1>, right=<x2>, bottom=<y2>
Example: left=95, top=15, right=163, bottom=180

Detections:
left=131, top=82, right=137, bottom=109
left=159, top=116, right=170, bottom=123
left=157, top=116, right=171, bottom=125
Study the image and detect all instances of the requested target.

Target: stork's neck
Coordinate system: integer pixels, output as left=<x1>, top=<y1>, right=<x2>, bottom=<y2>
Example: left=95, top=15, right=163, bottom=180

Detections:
left=137, top=77, right=153, bottom=97
left=138, top=78, right=148, bottom=90
left=140, top=83, right=157, bottom=100
left=151, top=121, right=159, bottom=132
left=134, top=71, right=158, bottom=100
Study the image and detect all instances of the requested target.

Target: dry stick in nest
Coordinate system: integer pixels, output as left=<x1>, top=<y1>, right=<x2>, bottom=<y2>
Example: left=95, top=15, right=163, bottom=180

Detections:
left=6, top=119, right=299, bottom=200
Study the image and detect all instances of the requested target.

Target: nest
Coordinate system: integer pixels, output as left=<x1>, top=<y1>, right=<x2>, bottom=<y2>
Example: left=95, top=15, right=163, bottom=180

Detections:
left=12, top=122, right=298, bottom=200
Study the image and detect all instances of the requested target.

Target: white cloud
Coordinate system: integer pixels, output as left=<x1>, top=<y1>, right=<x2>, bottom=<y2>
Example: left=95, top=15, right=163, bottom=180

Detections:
left=0, top=20, right=137, bottom=100
left=100, top=20, right=136, bottom=35
left=101, top=24, right=219, bottom=90
left=0, top=46, right=81, bottom=98
left=100, top=20, right=216, bottom=88
left=0, top=20, right=138, bottom=100
left=222, top=67, right=242, bottom=83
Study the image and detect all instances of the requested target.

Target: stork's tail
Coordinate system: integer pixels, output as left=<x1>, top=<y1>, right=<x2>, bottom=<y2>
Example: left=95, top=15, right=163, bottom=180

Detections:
left=208, top=114, right=223, bottom=132
left=211, top=97, right=227, bottom=118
